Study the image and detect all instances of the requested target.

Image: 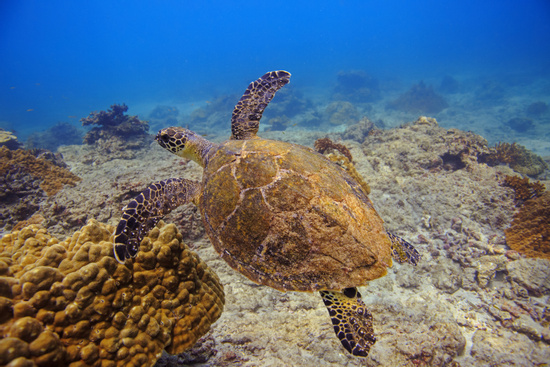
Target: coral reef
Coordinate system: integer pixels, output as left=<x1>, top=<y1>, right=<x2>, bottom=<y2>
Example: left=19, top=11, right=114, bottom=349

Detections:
left=0, top=147, right=80, bottom=196
left=80, top=104, right=151, bottom=164
left=506, top=117, right=534, bottom=133
left=481, top=142, right=548, bottom=177
left=526, top=101, right=548, bottom=116
left=386, top=82, right=448, bottom=114
left=332, top=70, right=381, bottom=103
left=324, top=101, right=360, bottom=125
left=502, top=175, right=546, bottom=204
left=505, top=192, right=550, bottom=260
left=0, top=147, right=81, bottom=230
left=82, top=104, right=149, bottom=144
left=21, top=115, right=550, bottom=365
left=0, top=128, right=23, bottom=150
left=314, top=137, right=353, bottom=162
left=0, top=220, right=224, bottom=366
left=26, top=122, right=83, bottom=152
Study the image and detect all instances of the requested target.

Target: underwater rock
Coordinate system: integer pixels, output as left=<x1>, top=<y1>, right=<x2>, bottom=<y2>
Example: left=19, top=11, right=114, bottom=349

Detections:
left=473, top=80, right=506, bottom=106
left=470, top=329, right=549, bottom=366
left=371, top=296, right=466, bottom=366
left=0, top=128, right=23, bottom=150
left=263, top=86, right=311, bottom=120
left=475, top=255, right=508, bottom=288
left=363, top=117, right=491, bottom=175
left=266, top=115, right=291, bottom=131
left=526, top=101, right=548, bottom=116
left=430, top=258, right=463, bottom=293
left=506, top=117, right=534, bottom=133
left=510, top=314, right=546, bottom=342
left=188, top=94, right=236, bottom=131
left=0, top=220, right=224, bottom=367
left=507, top=258, right=550, bottom=297
left=341, top=116, right=376, bottom=142
left=324, top=101, right=360, bottom=125
left=439, top=75, right=460, bottom=94
left=332, top=70, right=381, bottom=103
left=386, top=81, right=448, bottom=114
left=505, top=192, right=550, bottom=260
left=26, top=122, right=83, bottom=152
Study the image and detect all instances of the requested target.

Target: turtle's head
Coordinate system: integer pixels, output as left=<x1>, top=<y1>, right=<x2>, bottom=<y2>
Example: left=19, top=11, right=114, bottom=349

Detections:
left=156, top=127, right=213, bottom=167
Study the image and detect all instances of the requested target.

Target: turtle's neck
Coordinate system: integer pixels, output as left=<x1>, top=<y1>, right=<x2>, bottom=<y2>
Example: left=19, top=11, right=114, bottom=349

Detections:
left=180, top=131, right=217, bottom=168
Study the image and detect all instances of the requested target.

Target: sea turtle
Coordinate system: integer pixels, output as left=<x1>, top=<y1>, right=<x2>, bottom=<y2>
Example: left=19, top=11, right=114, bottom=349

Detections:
left=113, top=71, right=420, bottom=357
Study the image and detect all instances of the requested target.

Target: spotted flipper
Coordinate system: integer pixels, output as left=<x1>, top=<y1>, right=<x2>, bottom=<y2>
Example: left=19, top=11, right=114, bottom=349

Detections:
left=320, top=288, right=376, bottom=357
left=113, top=178, right=200, bottom=263
left=231, top=70, right=291, bottom=140
left=387, top=231, right=421, bottom=266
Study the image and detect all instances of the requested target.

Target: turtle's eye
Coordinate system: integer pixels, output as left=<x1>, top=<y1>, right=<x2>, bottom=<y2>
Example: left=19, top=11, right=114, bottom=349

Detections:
left=160, top=134, right=170, bottom=143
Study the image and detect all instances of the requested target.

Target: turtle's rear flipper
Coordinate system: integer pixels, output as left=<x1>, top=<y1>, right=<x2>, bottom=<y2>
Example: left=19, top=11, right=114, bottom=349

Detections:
left=387, top=231, right=421, bottom=266
left=320, top=288, right=375, bottom=357
left=113, top=178, right=200, bottom=263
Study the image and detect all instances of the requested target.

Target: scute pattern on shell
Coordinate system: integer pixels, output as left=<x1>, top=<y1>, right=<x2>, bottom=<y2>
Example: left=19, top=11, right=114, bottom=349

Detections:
left=201, top=138, right=392, bottom=292
left=0, top=219, right=224, bottom=367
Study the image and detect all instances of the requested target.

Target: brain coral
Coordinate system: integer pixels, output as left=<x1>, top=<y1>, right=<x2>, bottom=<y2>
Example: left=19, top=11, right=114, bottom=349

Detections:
left=0, top=219, right=224, bottom=367
left=505, top=192, right=550, bottom=260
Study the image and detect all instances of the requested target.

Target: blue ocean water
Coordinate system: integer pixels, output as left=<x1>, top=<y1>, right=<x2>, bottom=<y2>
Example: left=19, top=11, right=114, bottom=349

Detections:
left=1, top=0, right=549, bottom=144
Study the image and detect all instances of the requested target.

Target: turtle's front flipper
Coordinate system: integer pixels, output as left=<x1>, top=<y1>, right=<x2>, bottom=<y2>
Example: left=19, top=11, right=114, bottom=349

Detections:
left=320, top=288, right=376, bottom=357
left=113, top=178, right=200, bottom=263
left=387, top=231, right=421, bottom=266
left=231, top=70, right=291, bottom=140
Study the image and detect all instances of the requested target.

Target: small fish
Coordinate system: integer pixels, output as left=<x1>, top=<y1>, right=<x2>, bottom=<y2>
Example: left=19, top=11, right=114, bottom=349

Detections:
left=26, top=109, right=34, bottom=112
left=10, top=86, right=16, bottom=89
left=68, top=115, right=77, bottom=118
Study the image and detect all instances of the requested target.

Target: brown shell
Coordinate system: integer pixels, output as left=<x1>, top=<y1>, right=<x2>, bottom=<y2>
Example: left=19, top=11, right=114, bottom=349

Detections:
left=200, top=138, right=392, bottom=292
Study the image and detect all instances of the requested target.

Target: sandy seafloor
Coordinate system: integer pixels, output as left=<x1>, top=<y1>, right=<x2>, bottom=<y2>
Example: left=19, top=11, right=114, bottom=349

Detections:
left=14, top=114, right=548, bottom=367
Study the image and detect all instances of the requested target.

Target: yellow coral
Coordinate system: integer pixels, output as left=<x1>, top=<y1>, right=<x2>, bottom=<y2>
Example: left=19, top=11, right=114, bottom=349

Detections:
left=502, top=175, right=546, bottom=205
left=505, top=192, right=550, bottom=260
left=0, top=220, right=224, bottom=366
left=0, top=146, right=81, bottom=195
left=485, top=142, right=548, bottom=177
